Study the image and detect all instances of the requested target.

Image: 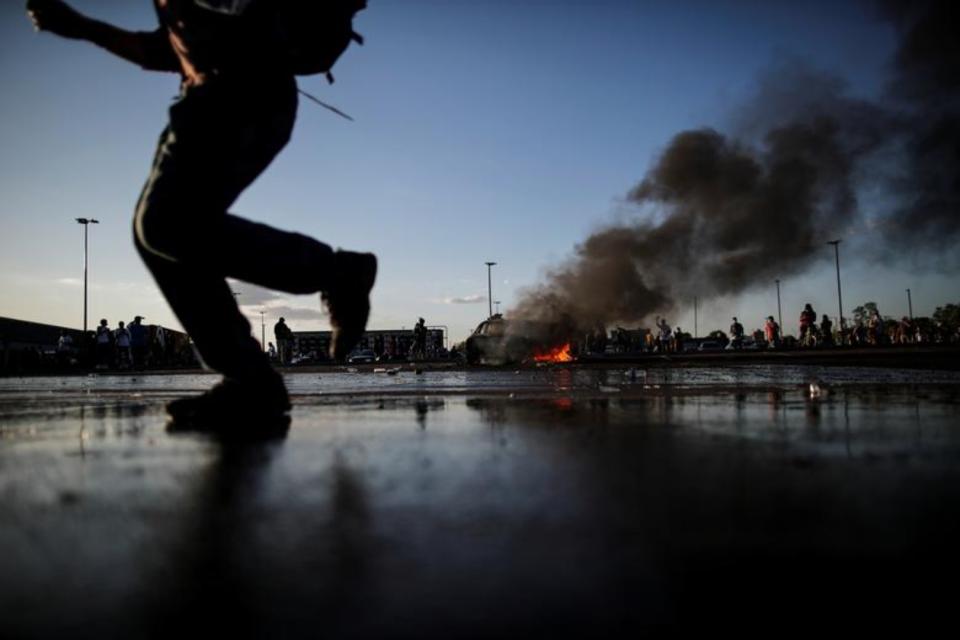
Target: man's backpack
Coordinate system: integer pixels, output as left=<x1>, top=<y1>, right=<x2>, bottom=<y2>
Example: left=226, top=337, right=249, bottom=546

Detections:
left=196, top=0, right=366, bottom=82
left=271, top=0, right=367, bottom=83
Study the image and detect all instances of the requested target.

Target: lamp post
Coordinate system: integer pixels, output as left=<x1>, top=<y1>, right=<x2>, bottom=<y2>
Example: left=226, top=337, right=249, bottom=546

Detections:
left=906, top=288, right=913, bottom=320
left=693, top=296, right=698, bottom=338
left=485, top=262, right=497, bottom=319
left=775, top=279, right=783, bottom=332
left=260, top=310, right=266, bottom=352
left=827, top=240, right=844, bottom=344
left=75, top=218, right=99, bottom=335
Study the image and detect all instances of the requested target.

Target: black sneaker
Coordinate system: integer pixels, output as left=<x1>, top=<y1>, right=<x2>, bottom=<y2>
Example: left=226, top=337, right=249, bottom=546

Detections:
left=322, top=250, right=377, bottom=362
left=166, top=378, right=291, bottom=438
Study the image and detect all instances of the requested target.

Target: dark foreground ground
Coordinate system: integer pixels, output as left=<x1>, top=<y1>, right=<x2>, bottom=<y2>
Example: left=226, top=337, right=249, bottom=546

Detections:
left=2, top=368, right=960, bottom=637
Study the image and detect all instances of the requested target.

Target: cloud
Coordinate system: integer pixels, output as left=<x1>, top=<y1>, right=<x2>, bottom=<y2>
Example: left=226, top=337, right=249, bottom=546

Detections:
left=56, top=277, right=141, bottom=292
left=228, top=282, right=326, bottom=320
left=227, top=282, right=285, bottom=306
left=240, top=297, right=326, bottom=323
left=445, top=294, right=487, bottom=304
left=254, top=304, right=325, bottom=322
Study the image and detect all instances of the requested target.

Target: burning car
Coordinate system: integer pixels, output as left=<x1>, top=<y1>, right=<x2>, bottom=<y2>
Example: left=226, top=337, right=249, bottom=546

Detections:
left=465, top=315, right=574, bottom=365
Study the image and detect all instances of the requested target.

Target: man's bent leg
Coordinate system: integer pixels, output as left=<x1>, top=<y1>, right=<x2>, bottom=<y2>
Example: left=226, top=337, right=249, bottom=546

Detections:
left=135, top=234, right=289, bottom=430
left=134, top=234, right=284, bottom=389
left=133, top=125, right=338, bottom=294
left=134, top=76, right=373, bottom=389
left=131, top=80, right=312, bottom=389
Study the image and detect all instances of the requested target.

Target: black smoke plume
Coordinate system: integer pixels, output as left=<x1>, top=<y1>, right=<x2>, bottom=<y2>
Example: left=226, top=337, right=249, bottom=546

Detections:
left=510, top=0, right=958, bottom=339
left=878, top=0, right=960, bottom=252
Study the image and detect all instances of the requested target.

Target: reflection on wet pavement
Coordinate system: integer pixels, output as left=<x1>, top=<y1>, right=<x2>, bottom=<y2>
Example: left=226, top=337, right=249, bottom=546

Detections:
left=1, top=364, right=959, bottom=398
left=2, top=378, right=960, bottom=636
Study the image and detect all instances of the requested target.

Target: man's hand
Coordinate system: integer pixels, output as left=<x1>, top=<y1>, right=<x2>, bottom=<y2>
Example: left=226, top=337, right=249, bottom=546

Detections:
left=26, top=0, right=89, bottom=40
left=26, top=0, right=180, bottom=72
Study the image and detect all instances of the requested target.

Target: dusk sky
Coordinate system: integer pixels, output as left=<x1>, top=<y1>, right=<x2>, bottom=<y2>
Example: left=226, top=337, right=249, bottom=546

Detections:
left=1, top=1, right=955, bottom=343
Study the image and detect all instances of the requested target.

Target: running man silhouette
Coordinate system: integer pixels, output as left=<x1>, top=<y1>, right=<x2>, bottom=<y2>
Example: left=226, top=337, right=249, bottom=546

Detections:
left=27, top=0, right=377, bottom=429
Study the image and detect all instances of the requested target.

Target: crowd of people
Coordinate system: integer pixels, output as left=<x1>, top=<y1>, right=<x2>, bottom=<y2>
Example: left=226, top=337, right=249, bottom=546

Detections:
left=598, top=301, right=960, bottom=355
left=6, top=300, right=959, bottom=376
left=12, top=313, right=447, bottom=374
left=790, top=302, right=954, bottom=348
left=53, top=316, right=195, bottom=371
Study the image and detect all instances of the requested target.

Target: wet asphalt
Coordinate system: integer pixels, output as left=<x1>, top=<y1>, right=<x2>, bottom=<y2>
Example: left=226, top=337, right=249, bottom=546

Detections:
left=2, top=371, right=960, bottom=637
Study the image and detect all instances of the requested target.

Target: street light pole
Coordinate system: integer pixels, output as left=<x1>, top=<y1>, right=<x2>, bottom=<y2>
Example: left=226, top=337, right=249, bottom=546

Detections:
left=827, top=240, right=844, bottom=344
left=485, top=262, right=497, bottom=319
left=693, top=296, right=698, bottom=338
left=75, top=218, right=99, bottom=335
left=906, top=288, right=913, bottom=320
left=260, top=310, right=266, bottom=352
left=775, top=279, right=783, bottom=332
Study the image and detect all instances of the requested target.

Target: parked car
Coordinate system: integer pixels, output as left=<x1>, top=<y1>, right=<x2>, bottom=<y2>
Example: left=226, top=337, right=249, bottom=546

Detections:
left=725, top=337, right=761, bottom=351
left=697, top=340, right=725, bottom=353
left=347, top=349, right=377, bottom=364
left=681, top=340, right=699, bottom=354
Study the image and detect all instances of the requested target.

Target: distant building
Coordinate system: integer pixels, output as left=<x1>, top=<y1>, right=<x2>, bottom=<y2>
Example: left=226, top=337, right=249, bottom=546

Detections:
left=0, top=316, right=192, bottom=374
left=0, top=316, right=83, bottom=354
left=293, top=328, right=445, bottom=361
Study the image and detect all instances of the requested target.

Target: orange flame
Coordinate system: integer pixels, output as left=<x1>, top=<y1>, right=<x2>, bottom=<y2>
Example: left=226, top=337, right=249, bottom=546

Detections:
left=533, top=342, right=574, bottom=363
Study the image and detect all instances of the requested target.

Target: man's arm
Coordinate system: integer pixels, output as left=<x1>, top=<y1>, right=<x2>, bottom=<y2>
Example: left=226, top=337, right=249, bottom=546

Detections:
left=26, top=0, right=179, bottom=72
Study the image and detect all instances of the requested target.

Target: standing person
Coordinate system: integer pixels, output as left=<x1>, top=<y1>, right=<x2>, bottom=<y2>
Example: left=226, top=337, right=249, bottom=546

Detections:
left=656, top=317, right=672, bottom=353
left=56, top=330, right=75, bottom=366
left=129, top=316, right=147, bottom=369
left=115, top=320, right=132, bottom=368
left=95, top=318, right=113, bottom=369
left=764, top=316, right=780, bottom=348
left=592, top=323, right=608, bottom=354
left=820, top=314, right=834, bottom=347
left=729, top=317, right=745, bottom=349
left=799, top=303, right=817, bottom=345
left=274, top=317, right=293, bottom=365
left=153, top=324, right=167, bottom=367
left=673, top=326, right=684, bottom=353
left=412, top=317, right=427, bottom=360
left=853, top=320, right=867, bottom=346
left=868, top=308, right=884, bottom=345
left=28, top=0, right=377, bottom=427
left=898, top=316, right=913, bottom=345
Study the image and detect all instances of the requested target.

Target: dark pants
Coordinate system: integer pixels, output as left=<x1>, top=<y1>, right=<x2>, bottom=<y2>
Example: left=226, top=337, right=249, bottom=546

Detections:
left=134, top=74, right=333, bottom=383
left=275, top=337, right=290, bottom=365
